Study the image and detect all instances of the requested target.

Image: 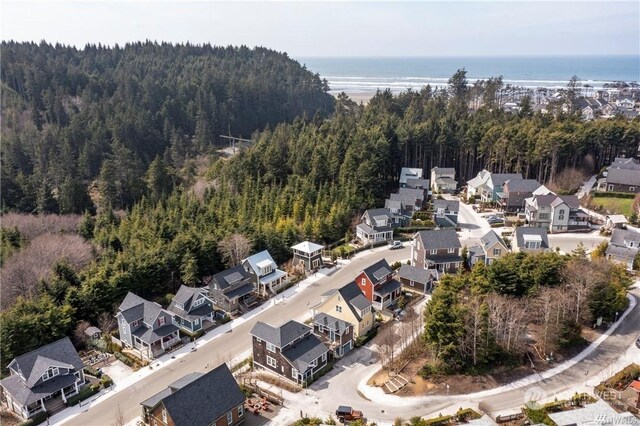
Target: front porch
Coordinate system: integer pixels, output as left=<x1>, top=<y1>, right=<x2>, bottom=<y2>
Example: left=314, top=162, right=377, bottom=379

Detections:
left=5, top=375, right=86, bottom=420
left=258, top=271, right=288, bottom=297
left=132, top=332, right=181, bottom=359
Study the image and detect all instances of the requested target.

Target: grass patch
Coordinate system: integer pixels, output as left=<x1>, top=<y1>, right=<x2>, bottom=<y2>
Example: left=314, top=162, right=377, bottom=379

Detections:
left=590, top=194, right=634, bottom=216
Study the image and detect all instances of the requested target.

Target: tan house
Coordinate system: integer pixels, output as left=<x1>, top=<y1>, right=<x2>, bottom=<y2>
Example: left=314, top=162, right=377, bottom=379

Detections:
left=312, top=282, right=374, bottom=338
left=468, top=230, right=509, bottom=267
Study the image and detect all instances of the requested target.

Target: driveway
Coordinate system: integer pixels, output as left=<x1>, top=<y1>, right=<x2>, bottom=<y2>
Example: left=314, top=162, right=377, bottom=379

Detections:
left=442, top=194, right=491, bottom=242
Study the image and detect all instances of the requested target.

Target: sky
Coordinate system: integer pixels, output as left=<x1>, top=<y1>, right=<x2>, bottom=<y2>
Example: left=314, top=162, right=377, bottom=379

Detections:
left=2, top=1, right=639, bottom=58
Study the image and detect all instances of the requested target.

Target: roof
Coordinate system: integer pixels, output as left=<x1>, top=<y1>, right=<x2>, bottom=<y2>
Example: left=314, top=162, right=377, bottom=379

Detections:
left=550, top=195, right=580, bottom=209
left=405, top=178, right=430, bottom=189
left=399, top=167, right=423, bottom=185
left=607, top=214, right=629, bottom=224
left=243, top=250, right=277, bottom=275
left=513, top=227, right=549, bottom=249
left=480, top=230, right=507, bottom=251
left=118, top=292, right=163, bottom=326
left=398, top=264, right=436, bottom=285
left=433, top=199, right=459, bottom=212
left=503, top=179, right=542, bottom=193
left=313, top=312, right=351, bottom=334
left=168, top=285, right=203, bottom=314
left=211, top=265, right=253, bottom=290
left=488, top=173, right=524, bottom=187
left=323, top=281, right=372, bottom=322
left=630, top=380, right=640, bottom=392
left=610, top=228, right=640, bottom=246
left=384, top=199, right=404, bottom=211
left=468, top=245, right=485, bottom=260
left=5, top=337, right=83, bottom=389
left=250, top=320, right=310, bottom=348
left=155, top=364, right=245, bottom=426
left=414, top=229, right=462, bottom=250
left=258, top=269, right=287, bottom=285
left=84, top=326, right=101, bottom=336
left=281, top=334, right=329, bottom=372
left=467, top=170, right=491, bottom=188
left=140, top=373, right=204, bottom=408
left=223, top=282, right=255, bottom=300
left=530, top=193, right=559, bottom=208
left=132, top=323, right=180, bottom=344
left=431, top=167, right=455, bottom=175
left=1, top=371, right=79, bottom=406
left=291, top=241, right=325, bottom=254
left=374, top=279, right=401, bottom=296
left=435, top=177, right=457, bottom=185
left=607, top=157, right=640, bottom=186
left=606, top=244, right=638, bottom=261
left=362, top=259, right=393, bottom=282
left=548, top=400, right=639, bottom=426
left=532, top=185, right=552, bottom=195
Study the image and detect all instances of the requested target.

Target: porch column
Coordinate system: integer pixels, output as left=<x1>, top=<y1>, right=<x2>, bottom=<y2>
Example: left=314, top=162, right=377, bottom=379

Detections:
left=40, top=398, right=45, bottom=412
left=74, top=380, right=79, bottom=394
left=61, top=387, right=67, bottom=403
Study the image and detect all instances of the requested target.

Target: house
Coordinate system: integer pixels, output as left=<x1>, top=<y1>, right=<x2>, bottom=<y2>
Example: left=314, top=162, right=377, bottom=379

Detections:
left=467, top=170, right=523, bottom=203
left=599, top=157, right=640, bottom=193
left=140, top=364, right=245, bottom=426
left=411, top=229, right=463, bottom=273
left=606, top=228, right=640, bottom=270
left=250, top=320, right=330, bottom=386
left=243, top=250, right=288, bottom=297
left=547, top=399, right=640, bottom=426
left=616, top=97, right=635, bottom=110
left=384, top=199, right=411, bottom=220
left=405, top=177, right=430, bottom=190
left=512, top=227, right=550, bottom=253
left=0, top=337, right=86, bottom=420
left=291, top=241, right=325, bottom=272
left=397, top=264, right=436, bottom=293
left=430, top=167, right=457, bottom=193
left=497, top=179, right=543, bottom=212
left=468, top=230, right=509, bottom=267
left=312, top=313, right=354, bottom=358
left=207, top=265, right=257, bottom=314
left=605, top=214, right=629, bottom=230
left=313, top=281, right=374, bottom=338
left=355, top=208, right=405, bottom=245
left=116, top=292, right=181, bottom=359
left=524, top=193, right=589, bottom=232
left=167, top=285, right=215, bottom=334
left=388, top=187, right=425, bottom=212
left=432, top=199, right=459, bottom=228
left=399, top=167, right=423, bottom=187
left=355, top=259, right=402, bottom=311
left=84, top=326, right=102, bottom=340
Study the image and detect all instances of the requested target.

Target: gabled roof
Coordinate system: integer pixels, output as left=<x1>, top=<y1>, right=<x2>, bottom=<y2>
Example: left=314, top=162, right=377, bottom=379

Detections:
left=431, top=166, right=455, bottom=175
left=153, top=364, right=245, bottom=426
left=414, top=229, right=462, bottom=250
left=140, top=373, right=204, bottom=408
left=384, top=199, right=404, bottom=211
left=606, top=214, right=628, bottom=224
left=503, top=179, right=542, bottom=193
left=5, top=337, right=83, bottom=388
left=529, top=193, right=559, bottom=208
left=606, top=244, right=638, bottom=261
left=398, top=264, right=436, bottom=285
left=399, top=167, right=423, bottom=185
left=321, top=281, right=372, bottom=321
left=398, top=187, right=425, bottom=200
left=313, top=312, right=350, bottom=334
left=169, top=285, right=202, bottom=313
left=281, top=335, right=329, bottom=373
left=467, top=170, right=491, bottom=188
left=374, top=279, right=401, bottom=296
left=480, top=230, right=507, bottom=251
left=118, top=292, right=163, bottom=326
left=607, top=166, right=640, bottom=187
left=405, top=178, right=430, bottom=189
left=610, top=228, right=640, bottom=246
left=362, top=208, right=395, bottom=224
left=488, top=173, right=523, bottom=187
left=513, top=227, right=549, bottom=249
left=433, top=199, right=459, bottom=212
left=243, top=250, right=277, bottom=275
left=291, top=241, right=325, bottom=254
left=250, top=320, right=310, bottom=348
left=211, top=265, right=253, bottom=290
left=550, top=195, right=580, bottom=209
left=362, top=259, right=393, bottom=282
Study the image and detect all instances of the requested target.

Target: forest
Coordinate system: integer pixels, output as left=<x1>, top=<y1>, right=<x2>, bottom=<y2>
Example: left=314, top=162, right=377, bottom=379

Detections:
left=1, top=42, right=640, bottom=372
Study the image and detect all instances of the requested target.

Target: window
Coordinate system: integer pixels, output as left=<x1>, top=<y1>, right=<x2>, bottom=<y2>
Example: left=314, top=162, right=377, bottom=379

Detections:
left=226, top=411, right=233, bottom=425
left=131, top=319, right=140, bottom=327
left=630, top=187, right=635, bottom=192
left=629, top=242, right=635, bottom=248
left=292, top=368, right=298, bottom=378
left=538, top=213, right=549, bottom=220
left=194, top=318, right=200, bottom=325
left=158, top=317, right=166, bottom=326
left=121, top=318, right=127, bottom=334
left=416, top=241, right=421, bottom=250
left=361, top=278, right=366, bottom=286
left=162, top=410, right=167, bottom=424
left=266, top=342, right=276, bottom=352
left=493, top=248, right=502, bottom=256
left=445, top=263, right=451, bottom=269
left=322, top=352, right=327, bottom=362
left=238, top=404, right=244, bottom=417
left=430, top=249, right=437, bottom=255
left=266, top=355, right=277, bottom=368
left=558, top=209, right=565, bottom=221
left=261, top=264, right=273, bottom=275
left=336, top=305, right=342, bottom=313
left=41, top=367, right=60, bottom=381
left=193, top=297, right=204, bottom=307
left=447, top=248, right=455, bottom=253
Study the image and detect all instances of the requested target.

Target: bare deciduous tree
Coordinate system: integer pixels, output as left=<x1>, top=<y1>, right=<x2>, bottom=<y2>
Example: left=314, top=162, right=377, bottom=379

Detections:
left=74, top=320, right=92, bottom=347
left=217, top=233, right=252, bottom=267
left=112, top=404, right=125, bottom=426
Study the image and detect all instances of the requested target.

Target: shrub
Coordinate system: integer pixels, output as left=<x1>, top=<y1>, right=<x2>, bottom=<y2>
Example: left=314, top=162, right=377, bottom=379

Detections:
left=100, top=374, right=113, bottom=388
left=324, top=415, right=337, bottom=425
left=84, top=366, right=102, bottom=378
left=355, top=326, right=378, bottom=347
left=18, top=411, right=48, bottom=426
left=66, top=385, right=100, bottom=406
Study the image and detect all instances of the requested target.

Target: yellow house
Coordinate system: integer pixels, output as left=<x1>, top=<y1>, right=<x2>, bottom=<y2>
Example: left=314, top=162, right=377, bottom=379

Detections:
left=312, top=281, right=374, bottom=338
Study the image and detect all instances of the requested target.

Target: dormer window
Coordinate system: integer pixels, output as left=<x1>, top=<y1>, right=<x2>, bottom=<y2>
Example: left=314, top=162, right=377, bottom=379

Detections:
left=131, top=319, right=141, bottom=327
left=193, top=297, right=204, bottom=307
left=158, top=316, right=166, bottom=326
left=41, top=367, right=60, bottom=382
left=447, top=248, right=455, bottom=254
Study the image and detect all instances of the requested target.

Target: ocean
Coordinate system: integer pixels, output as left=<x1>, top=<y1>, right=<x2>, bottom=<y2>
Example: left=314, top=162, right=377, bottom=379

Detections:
left=296, top=56, right=640, bottom=96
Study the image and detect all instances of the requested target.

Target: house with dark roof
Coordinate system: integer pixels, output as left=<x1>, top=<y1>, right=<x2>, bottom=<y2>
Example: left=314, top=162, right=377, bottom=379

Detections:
left=207, top=265, right=257, bottom=314
left=140, top=364, right=245, bottom=426
left=468, top=230, right=509, bottom=267
left=0, top=337, right=86, bottom=420
left=399, top=167, right=423, bottom=187
left=467, top=170, right=523, bottom=203
left=430, top=167, right=457, bottom=193
left=397, top=264, right=436, bottom=294
left=405, top=177, right=430, bottom=190
left=291, top=241, right=325, bottom=272
left=512, top=227, right=550, bottom=253
left=242, top=250, right=288, bottom=297
left=312, top=313, right=354, bottom=358
left=355, top=208, right=406, bottom=245
left=525, top=193, right=589, bottom=232
left=354, top=259, right=402, bottom=311
left=250, top=320, right=330, bottom=386
left=116, top=292, right=181, bottom=360
left=433, top=199, right=459, bottom=228
left=497, top=179, right=543, bottom=212
left=411, top=229, right=463, bottom=273
left=312, top=281, right=374, bottom=338
left=598, top=157, right=640, bottom=193
left=606, top=228, right=640, bottom=270
left=167, top=285, right=215, bottom=333
left=388, top=187, right=426, bottom=213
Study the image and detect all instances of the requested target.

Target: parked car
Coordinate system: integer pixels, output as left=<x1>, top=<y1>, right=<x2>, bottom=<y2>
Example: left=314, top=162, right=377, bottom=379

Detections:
left=636, top=336, right=640, bottom=349
left=335, top=406, right=363, bottom=423
left=388, top=240, right=403, bottom=250
left=486, top=216, right=504, bottom=225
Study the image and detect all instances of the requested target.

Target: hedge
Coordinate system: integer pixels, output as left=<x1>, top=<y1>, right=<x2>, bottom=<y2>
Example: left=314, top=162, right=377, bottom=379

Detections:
left=18, top=411, right=48, bottom=426
left=395, top=226, right=436, bottom=234
left=100, top=374, right=113, bottom=388
left=66, top=385, right=100, bottom=406
left=592, top=191, right=636, bottom=199
left=179, top=328, right=205, bottom=340
left=84, top=365, right=102, bottom=378
left=355, top=325, right=378, bottom=347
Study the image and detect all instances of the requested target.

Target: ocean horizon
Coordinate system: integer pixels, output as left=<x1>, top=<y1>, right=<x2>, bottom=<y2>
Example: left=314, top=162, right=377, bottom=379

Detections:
left=297, top=55, right=640, bottom=95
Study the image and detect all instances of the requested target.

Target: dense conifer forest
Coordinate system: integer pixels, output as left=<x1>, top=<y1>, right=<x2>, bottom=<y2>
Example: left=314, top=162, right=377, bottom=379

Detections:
left=1, top=42, right=639, bottom=372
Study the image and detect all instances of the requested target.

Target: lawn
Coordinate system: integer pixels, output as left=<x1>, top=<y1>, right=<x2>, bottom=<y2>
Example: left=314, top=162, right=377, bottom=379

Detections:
left=590, top=194, right=635, bottom=217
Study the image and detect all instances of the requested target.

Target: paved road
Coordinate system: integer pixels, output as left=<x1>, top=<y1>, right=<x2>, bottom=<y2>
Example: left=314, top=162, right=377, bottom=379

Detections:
left=60, top=247, right=412, bottom=426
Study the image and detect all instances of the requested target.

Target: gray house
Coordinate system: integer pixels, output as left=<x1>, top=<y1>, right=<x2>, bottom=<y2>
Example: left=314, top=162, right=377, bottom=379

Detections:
left=433, top=199, right=459, bottom=228
left=243, top=250, right=288, bottom=297
left=0, top=337, right=86, bottom=419
left=250, top=320, right=330, bottom=386
left=599, top=157, right=640, bottom=193
left=411, top=229, right=463, bottom=273
left=356, top=208, right=405, bottom=245
left=397, top=264, right=437, bottom=293
left=497, top=179, right=543, bottom=212
left=116, top=292, right=181, bottom=359
left=208, top=265, right=257, bottom=314
left=312, top=313, right=354, bottom=358
left=512, top=227, right=550, bottom=253
left=291, top=241, right=325, bottom=271
left=167, top=285, right=215, bottom=334
left=606, top=229, right=640, bottom=270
